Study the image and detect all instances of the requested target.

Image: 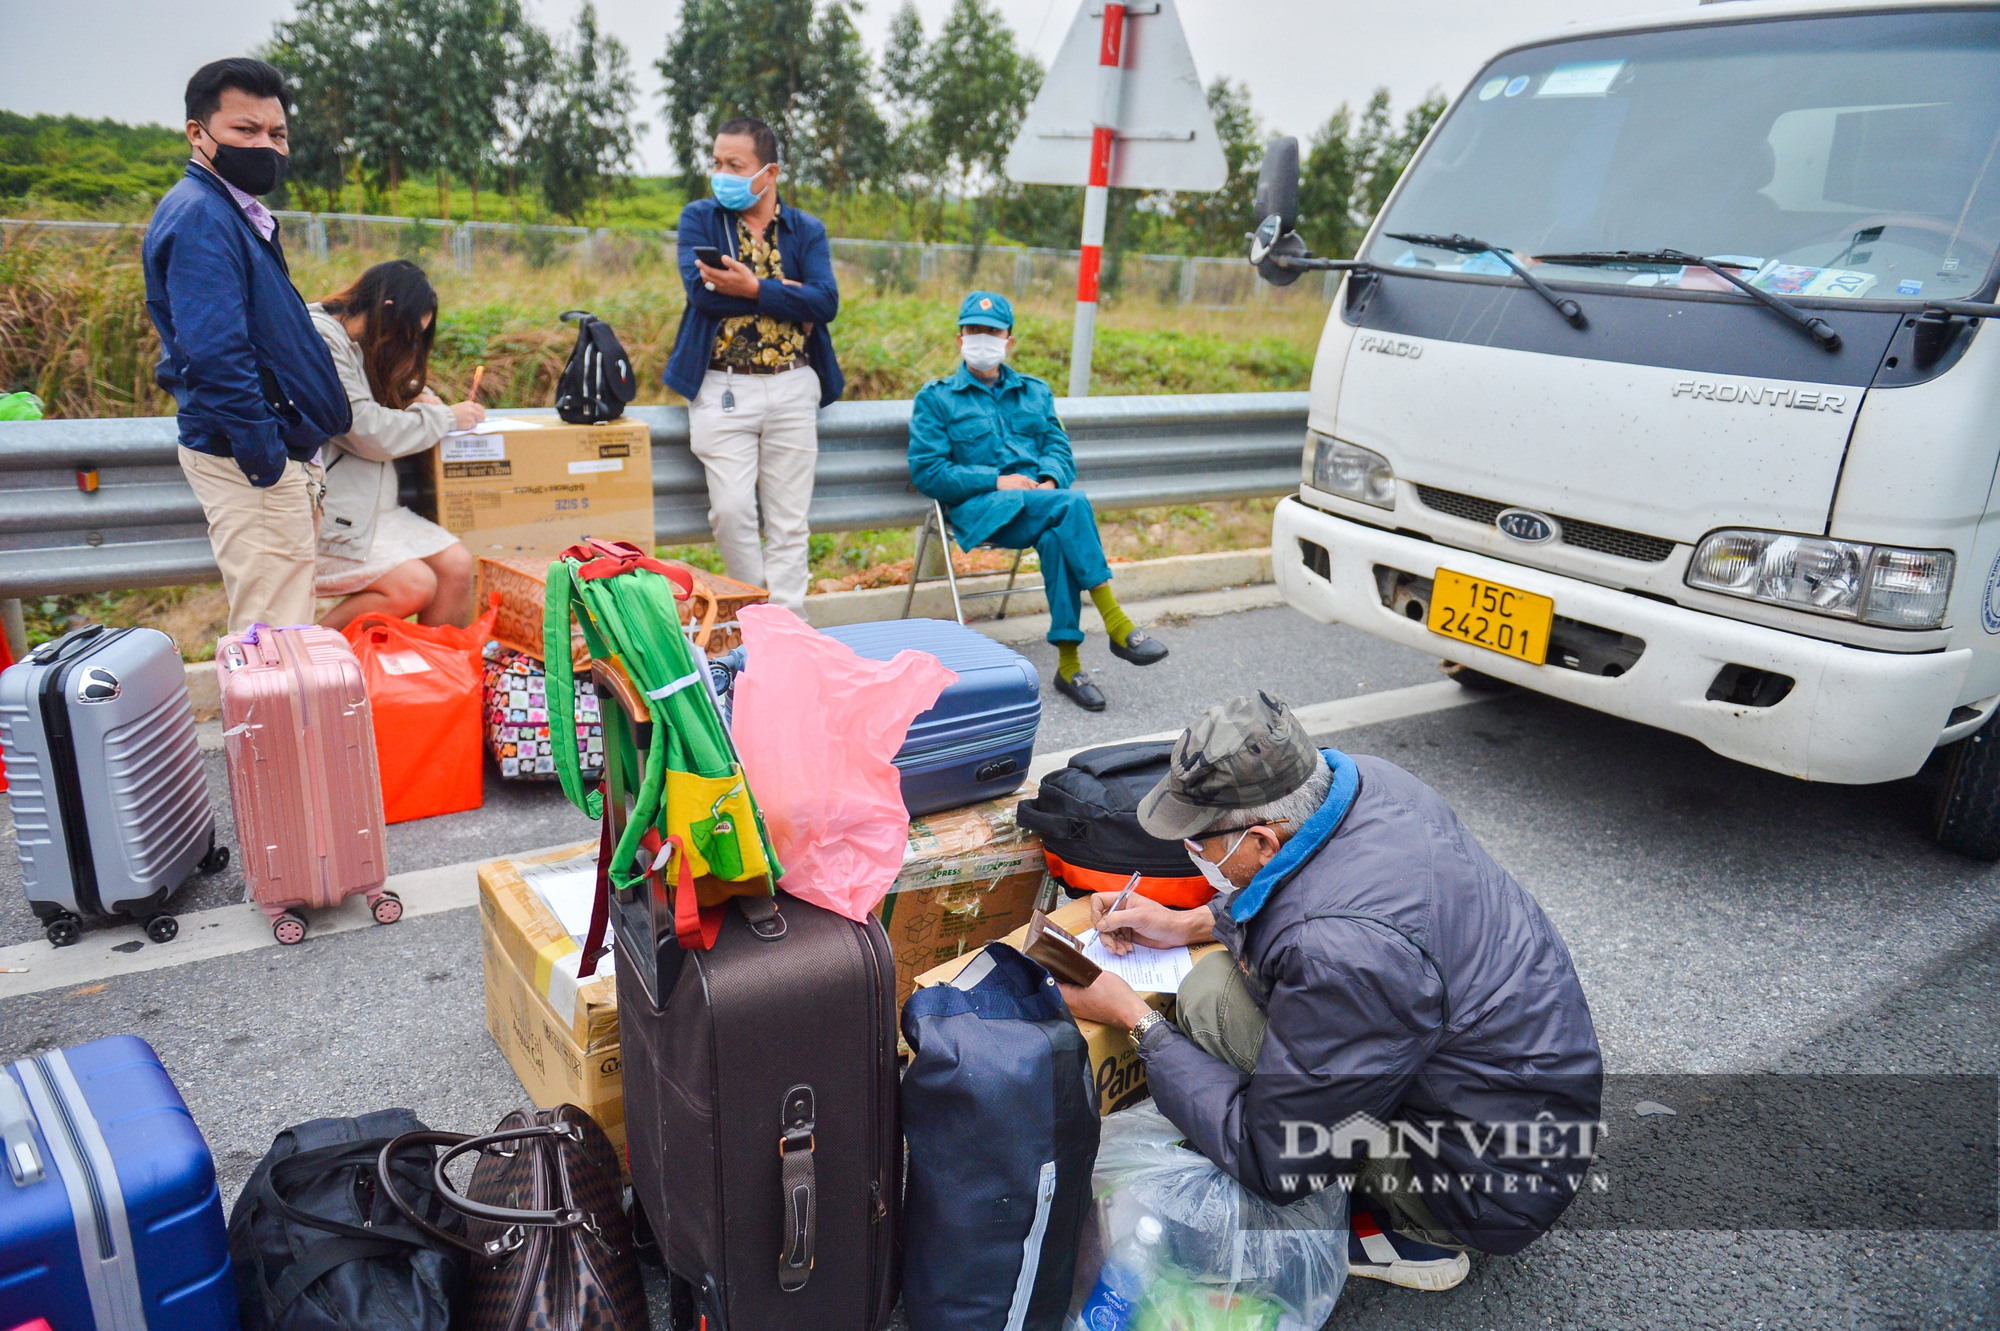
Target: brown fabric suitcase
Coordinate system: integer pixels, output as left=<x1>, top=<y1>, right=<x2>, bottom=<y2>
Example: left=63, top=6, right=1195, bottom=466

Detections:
left=614, top=891, right=900, bottom=1331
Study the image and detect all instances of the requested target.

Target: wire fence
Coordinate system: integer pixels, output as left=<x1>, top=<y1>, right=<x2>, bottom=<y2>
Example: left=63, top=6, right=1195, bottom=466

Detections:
left=0, top=212, right=1340, bottom=309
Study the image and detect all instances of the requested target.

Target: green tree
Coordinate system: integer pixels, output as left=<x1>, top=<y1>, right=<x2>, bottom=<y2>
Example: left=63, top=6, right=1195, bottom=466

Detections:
left=656, top=0, right=816, bottom=194
left=525, top=4, right=640, bottom=222
left=1299, top=87, right=1446, bottom=257
left=792, top=2, right=891, bottom=192
left=1158, top=77, right=1262, bottom=255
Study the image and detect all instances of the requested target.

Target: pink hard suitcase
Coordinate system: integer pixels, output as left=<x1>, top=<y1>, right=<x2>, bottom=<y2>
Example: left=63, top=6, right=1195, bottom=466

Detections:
left=215, top=625, right=402, bottom=944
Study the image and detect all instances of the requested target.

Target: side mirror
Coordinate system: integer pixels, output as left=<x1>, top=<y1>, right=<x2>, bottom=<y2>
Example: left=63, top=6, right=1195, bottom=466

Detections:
left=1254, top=137, right=1300, bottom=235
left=1249, top=137, right=1306, bottom=285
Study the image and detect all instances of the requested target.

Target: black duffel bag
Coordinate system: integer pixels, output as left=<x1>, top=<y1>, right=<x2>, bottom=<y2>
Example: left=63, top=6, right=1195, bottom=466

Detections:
left=1014, top=741, right=1212, bottom=907
left=228, top=1109, right=467, bottom=1330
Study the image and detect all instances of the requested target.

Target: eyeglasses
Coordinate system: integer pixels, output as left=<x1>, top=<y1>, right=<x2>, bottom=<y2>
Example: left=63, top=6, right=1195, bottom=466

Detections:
left=1182, top=818, right=1288, bottom=856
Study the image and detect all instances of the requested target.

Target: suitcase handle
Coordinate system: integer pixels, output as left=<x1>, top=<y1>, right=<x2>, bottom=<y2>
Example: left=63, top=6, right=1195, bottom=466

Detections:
left=0, top=1075, right=44, bottom=1186
left=27, top=623, right=105, bottom=664
left=377, top=1127, right=589, bottom=1258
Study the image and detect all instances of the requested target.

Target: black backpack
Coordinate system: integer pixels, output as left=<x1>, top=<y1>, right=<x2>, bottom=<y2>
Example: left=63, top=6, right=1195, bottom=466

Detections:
left=1014, top=741, right=1210, bottom=906
left=554, top=309, right=637, bottom=424
left=227, top=1109, right=467, bottom=1330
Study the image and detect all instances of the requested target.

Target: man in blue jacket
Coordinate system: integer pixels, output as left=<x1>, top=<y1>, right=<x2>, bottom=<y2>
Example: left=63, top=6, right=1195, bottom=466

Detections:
left=144, top=58, right=350, bottom=633
left=907, top=291, right=1165, bottom=711
left=1060, top=693, right=1603, bottom=1291
left=665, top=117, right=841, bottom=611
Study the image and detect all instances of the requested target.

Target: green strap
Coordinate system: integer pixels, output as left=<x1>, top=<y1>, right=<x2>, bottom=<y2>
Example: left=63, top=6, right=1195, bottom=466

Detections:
left=544, top=559, right=602, bottom=820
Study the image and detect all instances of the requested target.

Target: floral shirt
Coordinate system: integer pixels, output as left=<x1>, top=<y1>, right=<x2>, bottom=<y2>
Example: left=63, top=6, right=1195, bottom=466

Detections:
left=710, top=208, right=808, bottom=370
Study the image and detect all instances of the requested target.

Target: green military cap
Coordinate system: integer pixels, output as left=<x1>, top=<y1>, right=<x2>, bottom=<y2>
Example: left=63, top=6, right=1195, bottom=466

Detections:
left=1137, top=691, right=1321, bottom=841
left=957, top=290, right=1014, bottom=330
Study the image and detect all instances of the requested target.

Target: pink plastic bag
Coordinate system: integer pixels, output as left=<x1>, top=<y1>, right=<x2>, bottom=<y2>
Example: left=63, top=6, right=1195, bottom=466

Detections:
left=732, top=604, right=957, bottom=921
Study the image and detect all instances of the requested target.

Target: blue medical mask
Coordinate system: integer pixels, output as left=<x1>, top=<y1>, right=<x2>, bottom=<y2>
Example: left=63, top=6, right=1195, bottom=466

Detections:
left=710, top=163, right=772, bottom=211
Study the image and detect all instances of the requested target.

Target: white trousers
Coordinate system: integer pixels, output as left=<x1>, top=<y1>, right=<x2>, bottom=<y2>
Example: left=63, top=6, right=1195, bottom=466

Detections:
left=686, top=366, right=820, bottom=611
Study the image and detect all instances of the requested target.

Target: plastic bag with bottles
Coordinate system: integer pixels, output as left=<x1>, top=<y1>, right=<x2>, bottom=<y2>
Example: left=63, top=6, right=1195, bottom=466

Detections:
left=1071, top=1102, right=1348, bottom=1331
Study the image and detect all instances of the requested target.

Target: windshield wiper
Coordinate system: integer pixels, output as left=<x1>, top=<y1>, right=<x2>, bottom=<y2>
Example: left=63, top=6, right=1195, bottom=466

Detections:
left=1532, top=249, right=1841, bottom=351
left=1385, top=233, right=1586, bottom=328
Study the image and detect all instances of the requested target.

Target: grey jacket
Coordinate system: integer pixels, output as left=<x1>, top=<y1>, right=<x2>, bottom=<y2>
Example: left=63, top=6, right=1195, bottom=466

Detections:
left=308, top=305, right=456, bottom=562
left=1139, top=752, right=1603, bottom=1255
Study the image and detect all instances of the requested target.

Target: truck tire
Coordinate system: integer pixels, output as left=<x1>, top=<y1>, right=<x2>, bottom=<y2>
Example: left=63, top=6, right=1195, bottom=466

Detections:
left=1932, top=715, right=2000, bottom=860
left=1440, top=660, right=1512, bottom=693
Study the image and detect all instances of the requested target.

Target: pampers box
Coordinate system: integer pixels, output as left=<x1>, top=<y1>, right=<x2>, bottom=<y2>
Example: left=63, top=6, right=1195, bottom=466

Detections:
left=419, top=415, right=653, bottom=559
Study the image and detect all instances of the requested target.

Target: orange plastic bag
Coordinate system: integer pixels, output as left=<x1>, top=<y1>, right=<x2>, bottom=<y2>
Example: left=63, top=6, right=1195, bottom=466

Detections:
left=732, top=604, right=956, bottom=920
left=344, top=597, right=498, bottom=824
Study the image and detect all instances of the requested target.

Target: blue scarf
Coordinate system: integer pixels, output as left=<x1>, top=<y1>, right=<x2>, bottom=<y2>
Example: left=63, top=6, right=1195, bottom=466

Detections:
left=1227, top=749, right=1359, bottom=923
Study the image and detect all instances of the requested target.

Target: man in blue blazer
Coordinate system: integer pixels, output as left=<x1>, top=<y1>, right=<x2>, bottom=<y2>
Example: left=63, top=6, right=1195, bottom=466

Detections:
left=907, top=292, right=1166, bottom=711
left=144, top=58, right=349, bottom=632
left=665, top=117, right=842, bottom=611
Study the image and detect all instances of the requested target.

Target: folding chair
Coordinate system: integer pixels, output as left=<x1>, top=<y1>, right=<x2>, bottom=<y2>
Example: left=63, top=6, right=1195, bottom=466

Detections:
left=900, top=498, right=1045, bottom=624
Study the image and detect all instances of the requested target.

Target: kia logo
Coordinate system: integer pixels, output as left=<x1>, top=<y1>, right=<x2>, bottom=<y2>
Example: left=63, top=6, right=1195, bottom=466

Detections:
left=76, top=667, right=121, bottom=703
left=1495, top=509, right=1560, bottom=545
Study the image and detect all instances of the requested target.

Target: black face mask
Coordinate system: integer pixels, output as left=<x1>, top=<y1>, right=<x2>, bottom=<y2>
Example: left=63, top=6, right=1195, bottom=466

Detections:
left=198, top=135, right=288, bottom=197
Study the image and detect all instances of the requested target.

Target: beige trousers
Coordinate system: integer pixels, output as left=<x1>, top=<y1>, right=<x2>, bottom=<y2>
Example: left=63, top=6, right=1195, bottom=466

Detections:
left=686, top=366, right=820, bottom=611
left=178, top=447, right=323, bottom=633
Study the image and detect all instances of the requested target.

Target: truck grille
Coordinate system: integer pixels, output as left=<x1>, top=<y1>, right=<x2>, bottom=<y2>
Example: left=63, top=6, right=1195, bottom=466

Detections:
left=1414, top=486, right=1677, bottom=564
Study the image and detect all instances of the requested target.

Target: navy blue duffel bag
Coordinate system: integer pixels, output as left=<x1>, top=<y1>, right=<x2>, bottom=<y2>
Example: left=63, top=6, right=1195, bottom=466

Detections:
left=901, top=944, right=1101, bottom=1331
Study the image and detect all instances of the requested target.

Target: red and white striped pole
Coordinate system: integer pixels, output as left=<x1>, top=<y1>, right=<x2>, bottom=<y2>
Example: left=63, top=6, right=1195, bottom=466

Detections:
left=1068, top=1, right=1125, bottom=398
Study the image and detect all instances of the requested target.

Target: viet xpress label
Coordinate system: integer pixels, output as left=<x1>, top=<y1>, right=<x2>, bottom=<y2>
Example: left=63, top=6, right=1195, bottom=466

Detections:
left=442, top=434, right=506, bottom=462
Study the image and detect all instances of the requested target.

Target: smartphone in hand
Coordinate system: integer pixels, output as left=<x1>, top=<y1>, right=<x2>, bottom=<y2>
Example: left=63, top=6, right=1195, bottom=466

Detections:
left=692, top=245, right=724, bottom=269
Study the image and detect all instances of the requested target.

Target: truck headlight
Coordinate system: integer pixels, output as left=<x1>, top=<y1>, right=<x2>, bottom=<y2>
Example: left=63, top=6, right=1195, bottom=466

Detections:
left=1309, top=433, right=1395, bottom=509
left=1687, top=530, right=1954, bottom=628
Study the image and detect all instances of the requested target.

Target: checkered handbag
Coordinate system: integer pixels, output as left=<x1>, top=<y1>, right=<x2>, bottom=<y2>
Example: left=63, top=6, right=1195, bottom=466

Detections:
left=376, top=1104, right=646, bottom=1331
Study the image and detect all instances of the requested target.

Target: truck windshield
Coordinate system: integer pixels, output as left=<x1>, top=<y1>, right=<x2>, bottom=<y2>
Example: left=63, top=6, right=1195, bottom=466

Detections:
left=1368, top=8, right=2000, bottom=303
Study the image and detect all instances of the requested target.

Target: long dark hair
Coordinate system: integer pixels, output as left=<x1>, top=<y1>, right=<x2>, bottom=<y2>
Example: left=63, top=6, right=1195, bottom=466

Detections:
left=320, top=260, right=438, bottom=410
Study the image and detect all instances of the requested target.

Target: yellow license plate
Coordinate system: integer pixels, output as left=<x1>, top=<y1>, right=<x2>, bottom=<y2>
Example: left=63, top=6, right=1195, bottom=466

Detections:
left=1426, top=569, right=1554, bottom=666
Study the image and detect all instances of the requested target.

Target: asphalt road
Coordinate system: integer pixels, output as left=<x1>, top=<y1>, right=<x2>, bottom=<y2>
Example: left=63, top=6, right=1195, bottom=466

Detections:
left=3, top=604, right=1996, bottom=1329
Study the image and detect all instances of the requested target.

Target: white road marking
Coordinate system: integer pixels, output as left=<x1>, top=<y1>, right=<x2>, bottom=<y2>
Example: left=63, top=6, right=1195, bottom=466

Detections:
left=1027, top=679, right=1498, bottom=780
left=2, top=681, right=1494, bottom=996
left=0, top=843, right=581, bottom=1000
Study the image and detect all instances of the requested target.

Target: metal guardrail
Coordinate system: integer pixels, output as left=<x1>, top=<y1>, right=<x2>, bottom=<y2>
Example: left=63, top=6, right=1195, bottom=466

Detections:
left=0, top=394, right=1308, bottom=598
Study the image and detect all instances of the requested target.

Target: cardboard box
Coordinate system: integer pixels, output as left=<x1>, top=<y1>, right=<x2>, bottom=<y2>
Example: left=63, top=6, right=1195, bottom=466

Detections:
left=914, top=898, right=1223, bottom=1116
left=478, top=845, right=623, bottom=1155
left=875, top=788, right=1051, bottom=1019
left=432, top=415, right=653, bottom=560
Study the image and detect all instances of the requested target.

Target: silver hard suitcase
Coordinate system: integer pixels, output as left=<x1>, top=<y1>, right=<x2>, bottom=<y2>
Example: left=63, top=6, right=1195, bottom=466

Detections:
left=0, top=625, right=227, bottom=946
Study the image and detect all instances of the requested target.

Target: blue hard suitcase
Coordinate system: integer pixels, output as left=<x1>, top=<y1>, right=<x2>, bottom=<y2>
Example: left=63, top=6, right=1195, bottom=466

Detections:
left=822, top=619, right=1040, bottom=815
left=0, top=1035, right=238, bottom=1331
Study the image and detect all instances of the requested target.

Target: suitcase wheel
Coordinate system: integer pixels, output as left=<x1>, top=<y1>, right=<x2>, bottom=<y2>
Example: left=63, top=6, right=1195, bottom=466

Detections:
left=199, top=844, right=231, bottom=875
left=272, top=914, right=307, bottom=946
left=144, top=915, right=178, bottom=944
left=372, top=892, right=404, bottom=926
left=44, top=915, right=81, bottom=948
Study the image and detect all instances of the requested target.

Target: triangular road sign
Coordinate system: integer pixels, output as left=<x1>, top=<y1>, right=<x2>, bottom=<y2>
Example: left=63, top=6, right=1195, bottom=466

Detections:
left=1005, top=0, right=1227, bottom=192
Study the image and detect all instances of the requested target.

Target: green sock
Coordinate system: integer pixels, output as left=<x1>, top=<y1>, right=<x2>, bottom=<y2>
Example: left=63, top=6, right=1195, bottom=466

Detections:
left=1090, top=583, right=1137, bottom=646
left=1057, top=643, right=1082, bottom=680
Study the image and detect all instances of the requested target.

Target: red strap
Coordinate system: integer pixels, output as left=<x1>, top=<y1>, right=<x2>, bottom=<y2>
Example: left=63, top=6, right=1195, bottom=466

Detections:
left=666, top=834, right=723, bottom=951
left=562, top=538, right=693, bottom=599
left=577, top=787, right=615, bottom=978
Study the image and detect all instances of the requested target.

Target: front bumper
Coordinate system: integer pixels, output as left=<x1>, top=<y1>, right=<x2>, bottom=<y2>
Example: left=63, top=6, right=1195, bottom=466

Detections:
left=1273, top=497, right=1974, bottom=784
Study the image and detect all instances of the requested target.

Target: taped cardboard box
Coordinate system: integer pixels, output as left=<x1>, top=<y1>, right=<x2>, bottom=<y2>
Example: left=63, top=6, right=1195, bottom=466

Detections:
left=429, top=415, right=652, bottom=561
left=915, top=897, right=1223, bottom=1117
left=875, top=787, right=1051, bottom=1020
left=478, top=845, right=623, bottom=1155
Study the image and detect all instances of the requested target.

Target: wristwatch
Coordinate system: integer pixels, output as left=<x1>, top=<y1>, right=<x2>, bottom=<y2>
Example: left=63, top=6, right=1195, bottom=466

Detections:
left=1130, top=1010, right=1168, bottom=1044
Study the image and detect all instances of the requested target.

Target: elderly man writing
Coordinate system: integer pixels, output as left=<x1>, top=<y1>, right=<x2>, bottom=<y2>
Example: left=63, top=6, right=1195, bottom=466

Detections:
left=1060, top=693, right=1603, bottom=1291
left=907, top=291, right=1165, bottom=711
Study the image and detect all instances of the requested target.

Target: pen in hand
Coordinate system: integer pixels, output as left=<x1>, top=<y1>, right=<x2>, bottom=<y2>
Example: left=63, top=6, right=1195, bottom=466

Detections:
left=469, top=364, right=486, bottom=401
left=1102, top=872, right=1142, bottom=946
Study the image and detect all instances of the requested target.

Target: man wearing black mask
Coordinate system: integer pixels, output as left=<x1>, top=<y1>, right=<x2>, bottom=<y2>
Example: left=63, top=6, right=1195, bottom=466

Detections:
left=144, top=58, right=350, bottom=632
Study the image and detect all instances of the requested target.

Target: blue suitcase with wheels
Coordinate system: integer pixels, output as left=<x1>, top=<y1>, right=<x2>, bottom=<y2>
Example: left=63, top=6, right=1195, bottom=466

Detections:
left=0, top=1035, right=238, bottom=1331
left=823, top=619, right=1041, bottom=815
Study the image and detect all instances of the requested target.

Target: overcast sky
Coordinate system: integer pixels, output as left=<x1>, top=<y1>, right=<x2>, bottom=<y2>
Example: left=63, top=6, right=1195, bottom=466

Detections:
left=0, top=0, right=1671, bottom=178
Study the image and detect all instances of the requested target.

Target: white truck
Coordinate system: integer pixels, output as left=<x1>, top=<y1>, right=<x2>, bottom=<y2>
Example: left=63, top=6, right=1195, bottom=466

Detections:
left=1248, top=0, right=2000, bottom=855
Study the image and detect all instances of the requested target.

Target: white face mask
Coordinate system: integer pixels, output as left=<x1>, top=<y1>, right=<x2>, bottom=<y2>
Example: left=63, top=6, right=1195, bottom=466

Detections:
left=961, top=333, right=1009, bottom=372
left=1186, top=827, right=1250, bottom=893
